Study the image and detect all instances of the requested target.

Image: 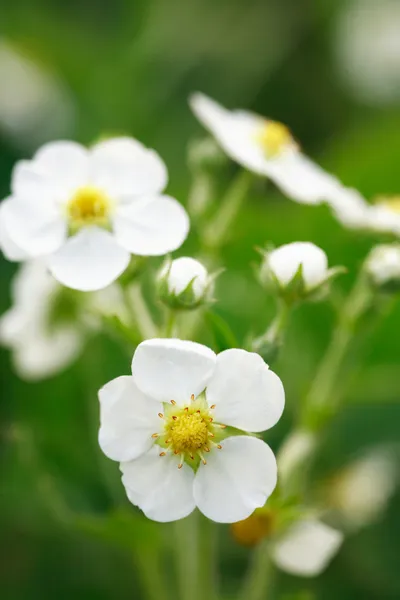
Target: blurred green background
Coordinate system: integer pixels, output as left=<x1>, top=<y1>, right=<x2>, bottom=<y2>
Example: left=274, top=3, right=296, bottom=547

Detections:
left=1, top=0, right=400, bottom=599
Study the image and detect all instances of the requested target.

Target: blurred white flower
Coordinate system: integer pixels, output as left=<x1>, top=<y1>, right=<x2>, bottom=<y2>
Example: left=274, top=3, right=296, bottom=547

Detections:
left=329, top=448, right=398, bottom=529
left=0, top=260, right=128, bottom=380
left=0, top=40, right=75, bottom=150
left=366, top=244, right=400, bottom=287
left=271, top=518, right=344, bottom=577
left=158, top=256, right=213, bottom=309
left=98, top=338, right=285, bottom=523
left=0, top=137, right=189, bottom=291
left=189, top=92, right=341, bottom=205
left=335, top=0, right=400, bottom=105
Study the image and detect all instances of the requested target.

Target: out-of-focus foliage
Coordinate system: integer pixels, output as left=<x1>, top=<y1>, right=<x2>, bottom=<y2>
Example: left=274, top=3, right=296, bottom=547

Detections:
left=0, top=1, right=399, bottom=599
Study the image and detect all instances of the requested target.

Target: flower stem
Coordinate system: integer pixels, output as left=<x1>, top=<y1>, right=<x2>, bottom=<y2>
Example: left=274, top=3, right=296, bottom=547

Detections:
left=173, top=512, right=200, bottom=600
left=125, top=282, right=158, bottom=340
left=164, top=309, right=178, bottom=338
left=251, top=300, right=291, bottom=364
left=302, top=272, right=373, bottom=429
left=239, top=541, right=273, bottom=600
left=202, top=170, right=253, bottom=251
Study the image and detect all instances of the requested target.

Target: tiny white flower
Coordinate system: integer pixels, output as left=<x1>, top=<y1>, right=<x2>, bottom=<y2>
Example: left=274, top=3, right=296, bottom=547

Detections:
left=271, top=518, right=344, bottom=577
left=98, top=338, right=285, bottom=523
left=0, top=137, right=189, bottom=291
left=158, top=256, right=213, bottom=309
left=189, top=92, right=341, bottom=205
left=366, top=244, right=400, bottom=288
left=0, top=260, right=128, bottom=380
left=329, top=448, right=398, bottom=529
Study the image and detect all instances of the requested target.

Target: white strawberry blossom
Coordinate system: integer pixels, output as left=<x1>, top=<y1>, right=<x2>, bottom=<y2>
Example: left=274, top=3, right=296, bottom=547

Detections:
left=189, top=92, right=342, bottom=205
left=0, top=137, right=189, bottom=291
left=98, top=338, right=285, bottom=523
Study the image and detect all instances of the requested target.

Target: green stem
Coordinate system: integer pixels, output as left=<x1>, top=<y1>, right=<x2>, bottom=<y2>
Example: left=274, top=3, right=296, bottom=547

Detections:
left=239, top=541, right=273, bottom=600
left=302, top=273, right=373, bottom=428
left=165, top=309, right=178, bottom=338
left=202, top=170, right=253, bottom=251
left=173, top=512, right=200, bottom=600
left=251, top=300, right=291, bottom=364
left=133, top=547, right=172, bottom=600
left=125, top=282, right=158, bottom=339
left=198, top=516, right=218, bottom=600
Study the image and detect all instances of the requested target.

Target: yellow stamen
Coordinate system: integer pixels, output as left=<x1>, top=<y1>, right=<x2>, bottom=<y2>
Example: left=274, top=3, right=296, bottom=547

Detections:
left=255, top=120, right=292, bottom=158
left=67, top=186, right=112, bottom=229
left=376, top=195, right=400, bottom=214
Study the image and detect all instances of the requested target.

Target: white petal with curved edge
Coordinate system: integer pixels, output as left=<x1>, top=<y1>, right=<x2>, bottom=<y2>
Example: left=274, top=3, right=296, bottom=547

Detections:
left=264, top=152, right=341, bottom=205
left=207, top=349, right=284, bottom=432
left=11, top=160, right=66, bottom=205
left=113, top=195, right=189, bottom=256
left=98, top=375, right=161, bottom=462
left=121, top=447, right=196, bottom=522
left=1, top=196, right=67, bottom=256
left=47, top=227, right=130, bottom=291
left=268, top=242, right=328, bottom=289
left=132, top=338, right=216, bottom=405
left=0, top=199, right=28, bottom=260
left=33, top=140, right=89, bottom=190
left=90, top=137, right=168, bottom=197
left=12, top=326, right=82, bottom=381
left=193, top=436, right=277, bottom=523
left=271, top=519, right=343, bottom=577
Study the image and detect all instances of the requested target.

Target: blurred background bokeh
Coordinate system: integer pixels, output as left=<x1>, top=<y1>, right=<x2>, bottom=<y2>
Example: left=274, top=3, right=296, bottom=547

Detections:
left=1, top=0, right=400, bottom=598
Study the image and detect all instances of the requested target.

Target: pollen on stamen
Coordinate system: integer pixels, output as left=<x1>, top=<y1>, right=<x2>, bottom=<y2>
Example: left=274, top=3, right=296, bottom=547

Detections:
left=172, top=415, right=177, bottom=421
left=210, top=404, right=216, bottom=409
left=170, top=400, right=177, bottom=406
left=217, top=444, right=222, bottom=450
left=204, top=446, right=210, bottom=453
left=151, top=433, right=159, bottom=438
left=158, top=412, right=164, bottom=418
left=191, top=394, right=195, bottom=401
left=178, top=463, right=183, bottom=469
left=159, top=451, right=166, bottom=457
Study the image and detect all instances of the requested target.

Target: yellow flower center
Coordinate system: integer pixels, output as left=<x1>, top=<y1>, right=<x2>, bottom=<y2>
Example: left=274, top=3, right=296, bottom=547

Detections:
left=167, top=411, right=209, bottom=454
left=255, top=120, right=292, bottom=158
left=376, top=195, right=400, bottom=214
left=154, top=397, right=226, bottom=469
left=67, top=186, right=112, bottom=229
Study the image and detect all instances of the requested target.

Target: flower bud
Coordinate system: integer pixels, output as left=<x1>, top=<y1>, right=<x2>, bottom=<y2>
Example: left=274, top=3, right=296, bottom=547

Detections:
left=260, top=242, right=344, bottom=303
left=365, top=244, right=400, bottom=292
left=158, top=257, right=214, bottom=309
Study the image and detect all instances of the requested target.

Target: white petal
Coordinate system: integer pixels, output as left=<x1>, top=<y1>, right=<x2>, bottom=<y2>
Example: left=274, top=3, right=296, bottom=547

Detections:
left=121, top=446, right=195, bottom=522
left=207, top=349, right=284, bottom=432
left=98, top=375, right=161, bottom=462
left=272, top=519, right=343, bottom=577
left=193, top=436, right=277, bottom=523
left=1, top=196, right=66, bottom=256
left=326, top=186, right=370, bottom=229
left=132, top=338, right=216, bottom=405
left=265, top=152, right=341, bottom=205
left=12, top=160, right=63, bottom=204
left=0, top=199, right=28, bottom=260
left=11, top=326, right=82, bottom=381
left=47, top=227, right=130, bottom=291
left=113, top=195, right=189, bottom=256
left=268, top=242, right=328, bottom=289
left=90, top=137, right=168, bottom=197
left=33, top=140, right=89, bottom=191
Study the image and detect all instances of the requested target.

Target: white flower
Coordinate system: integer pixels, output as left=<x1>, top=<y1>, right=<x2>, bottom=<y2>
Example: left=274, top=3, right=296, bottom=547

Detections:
left=335, top=0, right=400, bottom=106
left=366, top=244, right=400, bottom=287
left=189, top=92, right=341, bottom=205
left=0, top=137, right=189, bottom=291
left=329, top=448, right=398, bottom=529
left=98, top=338, right=285, bottom=523
left=0, top=260, right=128, bottom=380
left=271, top=518, right=344, bottom=577
left=158, top=256, right=213, bottom=308
left=260, top=242, right=334, bottom=299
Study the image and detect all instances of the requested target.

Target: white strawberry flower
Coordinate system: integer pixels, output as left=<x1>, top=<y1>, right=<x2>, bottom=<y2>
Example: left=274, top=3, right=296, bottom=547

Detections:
left=0, top=260, right=128, bottom=380
left=271, top=518, right=344, bottom=577
left=98, top=338, right=285, bottom=523
left=189, top=93, right=341, bottom=205
left=366, top=244, right=400, bottom=289
left=0, top=137, right=189, bottom=291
